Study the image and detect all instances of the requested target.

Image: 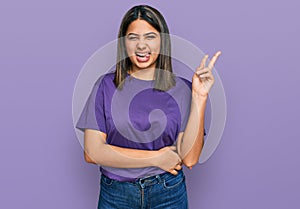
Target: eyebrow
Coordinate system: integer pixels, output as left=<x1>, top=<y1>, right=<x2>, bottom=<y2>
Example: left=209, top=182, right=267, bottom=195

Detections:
left=127, top=32, right=158, bottom=37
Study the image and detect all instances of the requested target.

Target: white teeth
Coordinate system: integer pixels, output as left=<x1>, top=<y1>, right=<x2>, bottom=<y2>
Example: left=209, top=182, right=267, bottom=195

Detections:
left=136, top=52, right=150, bottom=57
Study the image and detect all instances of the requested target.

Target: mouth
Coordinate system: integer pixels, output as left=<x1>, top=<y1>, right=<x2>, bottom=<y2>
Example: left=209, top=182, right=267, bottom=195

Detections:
left=135, top=52, right=151, bottom=62
left=135, top=52, right=151, bottom=57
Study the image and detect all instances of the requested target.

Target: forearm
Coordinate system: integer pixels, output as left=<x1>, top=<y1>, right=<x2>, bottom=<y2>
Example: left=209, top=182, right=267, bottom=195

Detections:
left=85, top=132, right=160, bottom=168
left=179, top=93, right=207, bottom=168
left=97, top=144, right=160, bottom=168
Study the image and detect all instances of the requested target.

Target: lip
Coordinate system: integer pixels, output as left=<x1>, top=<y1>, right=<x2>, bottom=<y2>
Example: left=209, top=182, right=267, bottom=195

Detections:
left=135, top=52, right=151, bottom=57
left=135, top=52, right=151, bottom=62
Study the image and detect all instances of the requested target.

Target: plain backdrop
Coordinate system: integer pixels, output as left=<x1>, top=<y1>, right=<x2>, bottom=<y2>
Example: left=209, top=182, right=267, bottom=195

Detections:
left=0, top=0, right=299, bottom=208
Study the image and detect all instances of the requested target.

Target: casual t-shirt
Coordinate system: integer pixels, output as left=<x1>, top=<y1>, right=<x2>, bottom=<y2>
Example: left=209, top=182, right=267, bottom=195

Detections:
left=76, top=72, right=199, bottom=181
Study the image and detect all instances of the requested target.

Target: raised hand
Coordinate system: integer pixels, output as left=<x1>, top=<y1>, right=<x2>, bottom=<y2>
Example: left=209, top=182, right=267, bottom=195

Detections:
left=192, top=51, right=222, bottom=97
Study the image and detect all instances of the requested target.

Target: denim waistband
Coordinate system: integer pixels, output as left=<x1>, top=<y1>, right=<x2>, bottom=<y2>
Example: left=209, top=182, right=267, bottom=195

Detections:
left=101, top=169, right=184, bottom=188
left=100, top=167, right=175, bottom=182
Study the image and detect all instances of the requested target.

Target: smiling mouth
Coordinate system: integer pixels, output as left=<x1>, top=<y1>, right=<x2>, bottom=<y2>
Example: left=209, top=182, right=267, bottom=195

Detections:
left=135, top=52, right=151, bottom=58
left=135, top=52, right=151, bottom=63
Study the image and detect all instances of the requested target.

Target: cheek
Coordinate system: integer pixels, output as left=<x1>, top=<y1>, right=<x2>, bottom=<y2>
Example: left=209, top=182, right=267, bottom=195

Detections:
left=149, top=40, right=161, bottom=54
left=125, top=42, right=136, bottom=56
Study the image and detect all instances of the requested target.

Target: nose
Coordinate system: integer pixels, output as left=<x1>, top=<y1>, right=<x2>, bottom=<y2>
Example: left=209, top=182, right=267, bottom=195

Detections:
left=136, top=39, right=147, bottom=51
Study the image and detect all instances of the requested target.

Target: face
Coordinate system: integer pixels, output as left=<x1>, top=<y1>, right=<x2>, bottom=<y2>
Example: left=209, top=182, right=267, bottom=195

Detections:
left=125, top=19, right=161, bottom=73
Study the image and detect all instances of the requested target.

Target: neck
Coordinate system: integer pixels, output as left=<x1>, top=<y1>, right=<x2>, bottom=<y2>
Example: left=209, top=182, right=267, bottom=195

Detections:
left=128, top=67, right=155, bottom=80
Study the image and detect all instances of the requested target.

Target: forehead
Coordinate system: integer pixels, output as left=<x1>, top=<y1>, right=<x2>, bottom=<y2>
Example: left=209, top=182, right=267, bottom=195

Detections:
left=126, top=19, right=159, bottom=35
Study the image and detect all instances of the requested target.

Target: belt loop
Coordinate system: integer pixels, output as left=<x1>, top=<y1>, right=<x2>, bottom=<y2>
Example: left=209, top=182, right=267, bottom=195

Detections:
left=139, top=179, right=145, bottom=189
left=155, top=174, right=163, bottom=183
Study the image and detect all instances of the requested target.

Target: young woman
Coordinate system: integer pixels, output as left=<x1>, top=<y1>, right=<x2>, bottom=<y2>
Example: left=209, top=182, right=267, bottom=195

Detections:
left=76, top=4, right=221, bottom=209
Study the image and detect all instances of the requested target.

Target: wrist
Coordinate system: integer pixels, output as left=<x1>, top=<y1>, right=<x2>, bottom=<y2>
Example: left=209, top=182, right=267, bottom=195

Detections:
left=149, top=150, right=160, bottom=167
left=192, top=91, right=208, bottom=103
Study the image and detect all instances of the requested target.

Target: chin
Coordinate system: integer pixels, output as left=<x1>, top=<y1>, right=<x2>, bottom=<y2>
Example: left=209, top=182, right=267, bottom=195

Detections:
left=135, top=63, right=155, bottom=70
left=132, top=60, right=156, bottom=70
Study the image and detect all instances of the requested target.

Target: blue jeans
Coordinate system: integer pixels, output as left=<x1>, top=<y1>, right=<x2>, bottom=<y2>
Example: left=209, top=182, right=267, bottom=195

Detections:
left=98, top=169, right=188, bottom=209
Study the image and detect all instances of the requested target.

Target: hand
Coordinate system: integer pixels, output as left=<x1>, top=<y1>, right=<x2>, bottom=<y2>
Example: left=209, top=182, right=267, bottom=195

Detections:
left=192, top=51, right=222, bottom=97
left=154, top=146, right=182, bottom=175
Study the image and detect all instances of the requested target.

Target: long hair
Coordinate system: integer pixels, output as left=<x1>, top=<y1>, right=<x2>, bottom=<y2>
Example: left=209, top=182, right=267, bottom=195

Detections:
left=114, top=5, right=175, bottom=91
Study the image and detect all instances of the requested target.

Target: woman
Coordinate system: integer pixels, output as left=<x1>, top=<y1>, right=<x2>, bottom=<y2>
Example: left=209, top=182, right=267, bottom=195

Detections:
left=76, top=4, right=221, bottom=209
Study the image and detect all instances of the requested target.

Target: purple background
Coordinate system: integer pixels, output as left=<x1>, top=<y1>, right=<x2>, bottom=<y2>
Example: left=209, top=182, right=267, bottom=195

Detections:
left=1, top=0, right=299, bottom=208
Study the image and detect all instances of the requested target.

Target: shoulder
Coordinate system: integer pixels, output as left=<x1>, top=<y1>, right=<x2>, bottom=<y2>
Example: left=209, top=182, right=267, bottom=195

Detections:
left=166, top=76, right=192, bottom=100
left=174, top=76, right=192, bottom=90
left=94, top=72, right=116, bottom=89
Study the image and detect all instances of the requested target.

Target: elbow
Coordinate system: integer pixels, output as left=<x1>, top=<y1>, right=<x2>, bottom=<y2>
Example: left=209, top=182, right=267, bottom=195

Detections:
left=181, top=142, right=204, bottom=169
left=84, top=143, right=107, bottom=165
left=182, top=155, right=200, bottom=169
left=183, top=159, right=198, bottom=168
left=84, top=151, right=98, bottom=164
left=181, top=149, right=202, bottom=169
left=83, top=129, right=107, bottom=165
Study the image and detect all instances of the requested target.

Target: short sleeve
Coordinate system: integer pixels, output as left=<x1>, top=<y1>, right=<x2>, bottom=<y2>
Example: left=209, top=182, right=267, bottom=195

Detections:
left=76, top=78, right=107, bottom=133
left=179, top=78, right=191, bottom=132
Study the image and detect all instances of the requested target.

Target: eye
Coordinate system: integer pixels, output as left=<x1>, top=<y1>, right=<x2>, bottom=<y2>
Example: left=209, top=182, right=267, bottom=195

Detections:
left=146, top=35, right=156, bottom=40
left=127, top=36, right=138, bottom=41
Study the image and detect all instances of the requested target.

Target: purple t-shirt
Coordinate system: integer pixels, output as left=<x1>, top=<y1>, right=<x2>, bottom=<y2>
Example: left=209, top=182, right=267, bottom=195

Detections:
left=76, top=72, right=194, bottom=181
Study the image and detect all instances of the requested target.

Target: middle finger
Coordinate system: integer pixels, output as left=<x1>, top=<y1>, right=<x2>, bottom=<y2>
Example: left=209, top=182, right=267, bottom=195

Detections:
left=196, top=67, right=210, bottom=75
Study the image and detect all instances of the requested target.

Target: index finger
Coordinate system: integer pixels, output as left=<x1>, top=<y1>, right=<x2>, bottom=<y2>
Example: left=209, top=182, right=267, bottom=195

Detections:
left=208, top=51, right=222, bottom=69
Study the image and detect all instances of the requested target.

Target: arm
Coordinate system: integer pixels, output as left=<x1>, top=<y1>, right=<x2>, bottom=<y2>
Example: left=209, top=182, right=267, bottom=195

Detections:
left=177, top=95, right=206, bottom=169
left=84, top=129, right=182, bottom=174
left=177, top=51, right=221, bottom=169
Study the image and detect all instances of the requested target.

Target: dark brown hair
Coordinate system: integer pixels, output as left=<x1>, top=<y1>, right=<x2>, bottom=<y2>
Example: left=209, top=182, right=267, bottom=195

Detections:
left=114, top=5, right=175, bottom=91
